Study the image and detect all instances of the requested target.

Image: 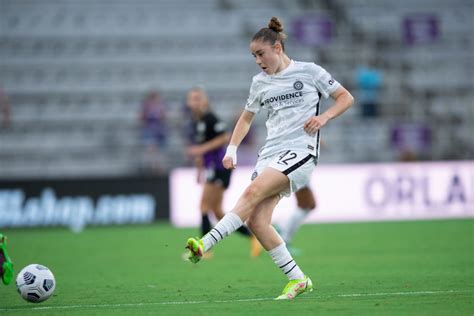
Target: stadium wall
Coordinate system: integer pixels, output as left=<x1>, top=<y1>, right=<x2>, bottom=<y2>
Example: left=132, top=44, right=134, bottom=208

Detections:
left=171, top=161, right=474, bottom=227
left=0, top=176, right=169, bottom=229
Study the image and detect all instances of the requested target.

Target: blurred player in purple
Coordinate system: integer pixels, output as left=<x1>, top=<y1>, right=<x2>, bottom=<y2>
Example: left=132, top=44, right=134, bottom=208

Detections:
left=185, top=87, right=262, bottom=258
left=140, top=90, right=168, bottom=173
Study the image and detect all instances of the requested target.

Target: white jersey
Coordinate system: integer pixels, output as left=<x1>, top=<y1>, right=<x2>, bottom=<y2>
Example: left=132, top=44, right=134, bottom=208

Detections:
left=245, top=60, right=341, bottom=160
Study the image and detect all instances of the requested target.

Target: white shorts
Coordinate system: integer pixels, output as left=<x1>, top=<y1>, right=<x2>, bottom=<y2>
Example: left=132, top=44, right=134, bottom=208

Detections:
left=251, top=150, right=316, bottom=198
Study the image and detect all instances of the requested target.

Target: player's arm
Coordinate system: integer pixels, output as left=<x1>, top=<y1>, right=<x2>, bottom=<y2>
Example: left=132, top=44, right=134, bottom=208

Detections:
left=228, top=110, right=255, bottom=147
left=187, top=133, right=230, bottom=156
left=304, top=86, right=354, bottom=136
left=194, top=155, right=203, bottom=168
left=223, top=110, right=255, bottom=169
left=194, top=155, right=204, bottom=183
left=324, top=86, right=354, bottom=120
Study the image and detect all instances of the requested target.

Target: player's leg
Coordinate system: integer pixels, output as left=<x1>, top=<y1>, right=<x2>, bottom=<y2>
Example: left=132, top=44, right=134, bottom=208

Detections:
left=186, top=167, right=288, bottom=262
left=280, top=186, right=316, bottom=244
left=214, top=168, right=263, bottom=257
left=204, top=169, right=253, bottom=238
left=208, top=179, right=262, bottom=257
left=246, top=195, right=283, bottom=250
left=0, top=233, right=13, bottom=285
left=196, top=182, right=224, bottom=260
left=200, top=182, right=217, bottom=237
left=182, top=177, right=214, bottom=261
left=247, top=196, right=312, bottom=300
left=211, top=185, right=252, bottom=237
left=200, top=167, right=288, bottom=248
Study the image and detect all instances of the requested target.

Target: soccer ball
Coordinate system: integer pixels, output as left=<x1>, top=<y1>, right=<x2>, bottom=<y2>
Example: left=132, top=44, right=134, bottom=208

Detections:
left=16, top=264, right=56, bottom=303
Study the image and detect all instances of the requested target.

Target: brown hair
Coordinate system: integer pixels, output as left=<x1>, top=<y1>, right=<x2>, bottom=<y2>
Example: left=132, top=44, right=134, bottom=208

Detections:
left=251, top=17, right=287, bottom=51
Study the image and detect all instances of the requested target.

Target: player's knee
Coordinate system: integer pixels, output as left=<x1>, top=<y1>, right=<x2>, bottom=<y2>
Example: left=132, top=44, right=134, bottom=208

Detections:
left=296, top=190, right=317, bottom=210
left=213, top=209, right=225, bottom=220
left=200, top=202, right=211, bottom=213
left=246, top=217, right=264, bottom=233
left=242, top=185, right=263, bottom=204
left=201, top=198, right=219, bottom=213
left=298, top=200, right=316, bottom=210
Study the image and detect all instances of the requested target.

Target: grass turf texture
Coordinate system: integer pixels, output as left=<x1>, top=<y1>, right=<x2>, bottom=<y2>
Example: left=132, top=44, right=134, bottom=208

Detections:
left=0, top=219, right=472, bottom=315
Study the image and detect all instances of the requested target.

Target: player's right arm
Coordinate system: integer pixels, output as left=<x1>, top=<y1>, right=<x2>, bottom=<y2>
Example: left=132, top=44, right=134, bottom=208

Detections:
left=222, top=110, right=255, bottom=169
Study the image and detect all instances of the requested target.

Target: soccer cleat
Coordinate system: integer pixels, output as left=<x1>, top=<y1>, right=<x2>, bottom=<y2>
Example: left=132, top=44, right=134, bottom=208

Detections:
left=275, top=276, right=313, bottom=300
left=0, top=233, right=14, bottom=285
left=181, top=249, right=213, bottom=261
left=185, top=238, right=204, bottom=263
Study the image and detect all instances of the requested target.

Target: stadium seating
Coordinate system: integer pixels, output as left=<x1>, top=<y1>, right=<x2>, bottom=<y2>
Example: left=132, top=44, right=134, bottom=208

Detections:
left=0, top=0, right=472, bottom=178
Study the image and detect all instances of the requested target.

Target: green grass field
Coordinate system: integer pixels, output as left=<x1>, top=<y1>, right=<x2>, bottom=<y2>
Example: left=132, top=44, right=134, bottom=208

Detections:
left=0, top=219, right=473, bottom=315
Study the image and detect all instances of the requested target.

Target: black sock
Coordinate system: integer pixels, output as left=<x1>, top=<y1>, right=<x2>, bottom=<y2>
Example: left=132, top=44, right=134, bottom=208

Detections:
left=201, top=214, right=211, bottom=236
left=236, top=225, right=251, bottom=237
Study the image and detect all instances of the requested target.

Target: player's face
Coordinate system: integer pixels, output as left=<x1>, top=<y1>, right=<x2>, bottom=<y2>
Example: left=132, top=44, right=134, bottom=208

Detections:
left=186, top=90, right=207, bottom=114
left=250, top=40, right=281, bottom=75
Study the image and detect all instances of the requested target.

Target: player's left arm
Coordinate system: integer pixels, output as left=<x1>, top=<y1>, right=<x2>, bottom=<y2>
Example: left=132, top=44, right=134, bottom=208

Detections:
left=194, top=155, right=205, bottom=183
left=187, top=132, right=230, bottom=156
left=304, top=86, right=354, bottom=136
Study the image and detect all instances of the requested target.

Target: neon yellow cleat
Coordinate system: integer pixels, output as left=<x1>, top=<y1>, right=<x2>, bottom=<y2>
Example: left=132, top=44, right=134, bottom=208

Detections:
left=275, top=276, right=313, bottom=300
left=185, top=238, right=204, bottom=263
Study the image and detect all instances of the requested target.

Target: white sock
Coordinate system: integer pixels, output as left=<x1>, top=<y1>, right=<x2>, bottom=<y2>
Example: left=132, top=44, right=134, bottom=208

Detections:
left=201, top=212, right=243, bottom=252
left=268, top=243, right=305, bottom=280
left=280, top=207, right=310, bottom=243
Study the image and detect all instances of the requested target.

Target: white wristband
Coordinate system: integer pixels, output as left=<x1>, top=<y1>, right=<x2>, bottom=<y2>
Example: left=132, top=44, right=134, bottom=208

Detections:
left=225, top=145, right=238, bottom=166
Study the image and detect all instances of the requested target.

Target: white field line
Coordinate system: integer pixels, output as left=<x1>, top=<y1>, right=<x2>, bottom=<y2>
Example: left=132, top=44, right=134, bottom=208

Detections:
left=1, top=289, right=473, bottom=312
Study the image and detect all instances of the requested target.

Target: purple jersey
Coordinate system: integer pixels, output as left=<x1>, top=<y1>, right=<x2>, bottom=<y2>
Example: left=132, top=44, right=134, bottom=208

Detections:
left=192, top=111, right=228, bottom=169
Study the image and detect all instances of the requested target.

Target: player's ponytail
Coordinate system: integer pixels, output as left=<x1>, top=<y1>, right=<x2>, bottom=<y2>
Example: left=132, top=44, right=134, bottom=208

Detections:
left=252, top=16, right=287, bottom=51
left=268, top=17, right=284, bottom=33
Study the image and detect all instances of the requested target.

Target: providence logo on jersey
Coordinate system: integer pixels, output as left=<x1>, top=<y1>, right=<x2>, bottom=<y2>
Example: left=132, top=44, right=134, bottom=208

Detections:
left=261, top=78, right=306, bottom=110
left=263, top=91, right=303, bottom=105
left=293, top=80, right=304, bottom=90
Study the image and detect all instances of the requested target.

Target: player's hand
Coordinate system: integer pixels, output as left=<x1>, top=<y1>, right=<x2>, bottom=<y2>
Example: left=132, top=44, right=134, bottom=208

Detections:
left=304, top=114, right=330, bottom=136
left=222, top=145, right=237, bottom=169
left=186, top=145, right=204, bottom=157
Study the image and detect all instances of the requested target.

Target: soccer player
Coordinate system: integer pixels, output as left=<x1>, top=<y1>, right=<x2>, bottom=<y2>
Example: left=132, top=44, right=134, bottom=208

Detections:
left=185, top=17, right=354, bottom=300
left=185, top=87, right=262, bottom=258
left=0, top=233, right=13, bottom=285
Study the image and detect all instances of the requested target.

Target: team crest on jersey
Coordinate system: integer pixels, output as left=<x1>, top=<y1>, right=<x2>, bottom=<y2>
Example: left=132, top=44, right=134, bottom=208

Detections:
left=251, top=171, right=258, bottom=181
left=293, top=80, right=304, bottom=90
